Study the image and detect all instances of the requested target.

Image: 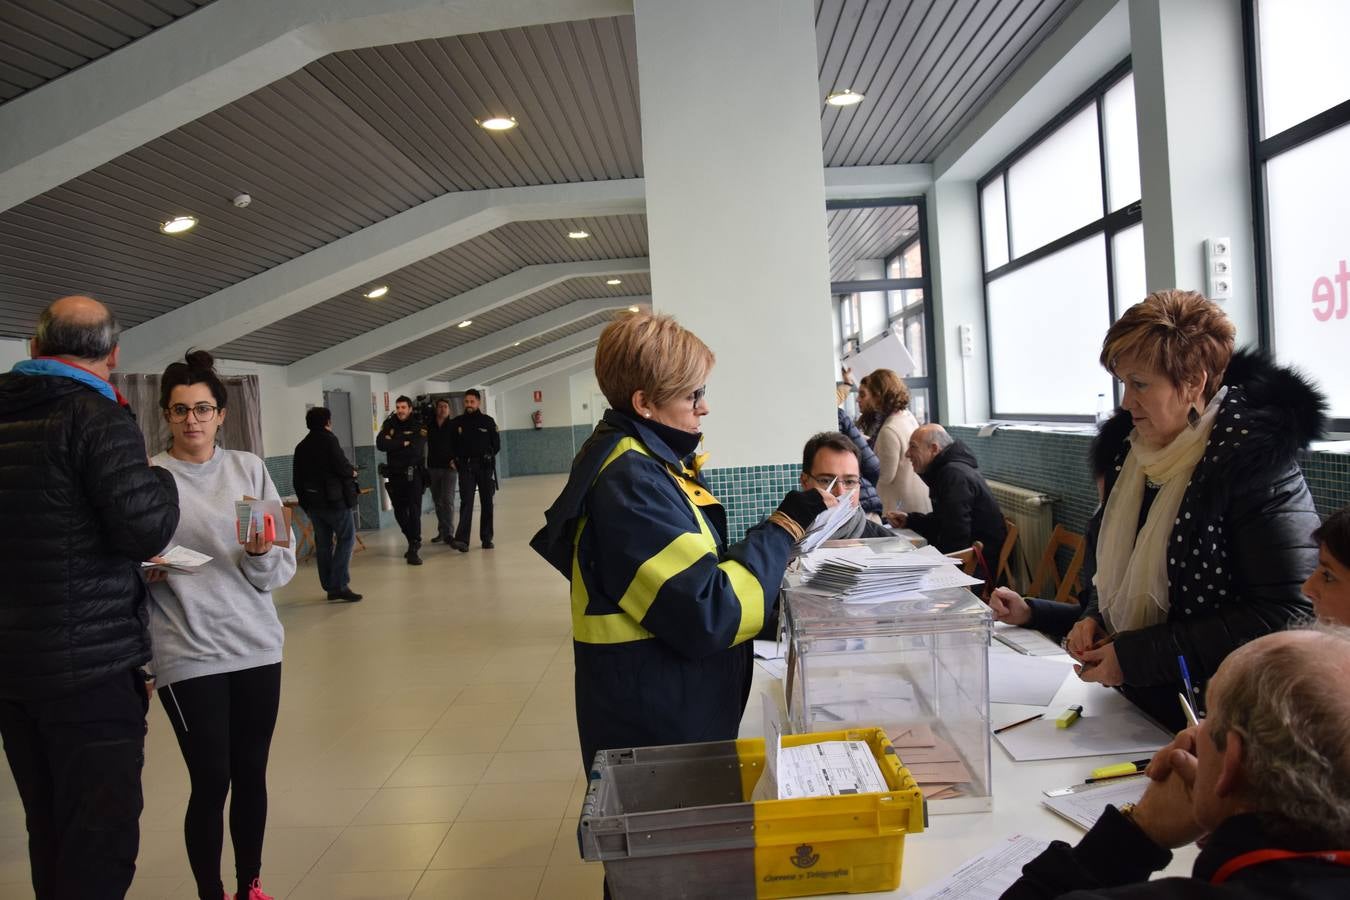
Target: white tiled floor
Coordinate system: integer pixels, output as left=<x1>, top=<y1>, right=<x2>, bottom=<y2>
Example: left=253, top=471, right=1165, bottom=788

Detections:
left=0, top=474, right=607, bottom=899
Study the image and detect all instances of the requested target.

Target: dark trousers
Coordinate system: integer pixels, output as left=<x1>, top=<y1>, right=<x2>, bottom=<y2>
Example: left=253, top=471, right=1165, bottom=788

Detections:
left=0, top=669, right=148, bottom=900
left=385, top=474, right=423, bottom=546
left=428, top=467, right=457, bottom=539
left=454, top=461, right=495, bottom=545
left=307, top=505, right=355, bottom=592
left=159, top=663, right=282, bottom=900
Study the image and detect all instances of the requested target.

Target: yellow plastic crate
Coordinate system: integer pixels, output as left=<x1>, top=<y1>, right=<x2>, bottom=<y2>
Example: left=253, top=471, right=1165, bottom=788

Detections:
left=579, top=727, right=926, bottom=898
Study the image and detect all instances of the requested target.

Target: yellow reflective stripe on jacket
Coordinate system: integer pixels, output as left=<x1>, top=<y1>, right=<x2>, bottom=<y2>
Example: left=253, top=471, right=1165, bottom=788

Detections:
left=570, top=515, right=653, bottom=644
left=570, top=434, right=762, bottom=647
left=722, top=559, right=765, bottom=644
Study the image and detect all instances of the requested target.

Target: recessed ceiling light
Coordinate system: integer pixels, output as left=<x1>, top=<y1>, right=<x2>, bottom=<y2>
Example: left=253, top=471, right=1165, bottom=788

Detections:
left=567, top=230, right=590, bottom=240
left=478, top=116, right=518, bottom=131
left=159, top=215, right=197, bottom=234
left=362, top=285, right=389, bottom=300
left=627, top=305, right=639, bottom=313
left=513, top=342, right=521, bottom=347
left=457, top=320, right=472, bottom=328
left=825, top=89, right=865, bottom=107
left=606, top=278, right=622, bottom=286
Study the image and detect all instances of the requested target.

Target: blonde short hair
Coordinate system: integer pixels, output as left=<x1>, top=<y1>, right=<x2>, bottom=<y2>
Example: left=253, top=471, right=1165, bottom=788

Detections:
left=594, top=311, right=715, bottom=412
left=1100, top=290, right=1235, bottom=402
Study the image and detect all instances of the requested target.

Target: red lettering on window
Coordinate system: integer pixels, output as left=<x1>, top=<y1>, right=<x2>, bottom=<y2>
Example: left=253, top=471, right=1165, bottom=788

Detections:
left=1310, top=260, right=1349, bottom=322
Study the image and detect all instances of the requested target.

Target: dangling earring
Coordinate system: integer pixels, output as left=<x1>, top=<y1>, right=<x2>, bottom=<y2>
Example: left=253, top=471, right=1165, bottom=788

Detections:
left=1187, top=405, right=1201, bottom=428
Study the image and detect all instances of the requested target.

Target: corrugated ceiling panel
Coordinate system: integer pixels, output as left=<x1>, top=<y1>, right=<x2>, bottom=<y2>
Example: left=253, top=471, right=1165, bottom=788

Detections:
left=0, top=0, right=215, bottom=103
left=436, top=312, right=613, bottom=381
left=355, top=272, right=651, bottom=374
left=484, top=340, right=599, bottom=385
left=828, top=205, right=919, bottom=281
left=818, top=0, right=1080, bottom=165
left=304, top=16, right=642, bottom=192
left=213, top=214, right=648, bottom=365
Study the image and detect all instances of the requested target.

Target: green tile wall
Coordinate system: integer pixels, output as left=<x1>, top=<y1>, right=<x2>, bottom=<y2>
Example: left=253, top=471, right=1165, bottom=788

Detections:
left=949, top=426, right=1350, bottom=533
left=702, top=463, right=802, bottom=539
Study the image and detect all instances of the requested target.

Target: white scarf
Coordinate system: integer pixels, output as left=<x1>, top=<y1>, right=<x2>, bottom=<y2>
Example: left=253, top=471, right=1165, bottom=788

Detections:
left=1094, top=387, right=1227, bottom=634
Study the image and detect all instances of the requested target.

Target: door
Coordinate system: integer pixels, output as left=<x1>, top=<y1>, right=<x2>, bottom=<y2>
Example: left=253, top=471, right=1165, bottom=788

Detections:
left=323, top=390, right=357, bottom=464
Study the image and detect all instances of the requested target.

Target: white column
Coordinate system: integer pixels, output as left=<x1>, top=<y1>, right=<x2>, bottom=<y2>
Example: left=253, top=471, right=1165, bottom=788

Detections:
left=1130, top=0, right=1257, bottom=339
left=634, top=0, right=834, bottom=468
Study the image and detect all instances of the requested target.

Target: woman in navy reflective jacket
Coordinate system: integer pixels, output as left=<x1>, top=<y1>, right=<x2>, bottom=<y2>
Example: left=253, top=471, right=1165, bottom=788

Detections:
left=532, top=312, right=831, bottom=768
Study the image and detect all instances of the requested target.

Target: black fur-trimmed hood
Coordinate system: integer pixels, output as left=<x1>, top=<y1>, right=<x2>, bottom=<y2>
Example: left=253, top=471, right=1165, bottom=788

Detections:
left=1098, top=348, right=1326, bottom=504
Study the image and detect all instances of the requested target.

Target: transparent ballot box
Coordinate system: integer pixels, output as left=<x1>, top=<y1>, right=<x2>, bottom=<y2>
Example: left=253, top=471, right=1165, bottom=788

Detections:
left=781, top=584, right=993, bottom=813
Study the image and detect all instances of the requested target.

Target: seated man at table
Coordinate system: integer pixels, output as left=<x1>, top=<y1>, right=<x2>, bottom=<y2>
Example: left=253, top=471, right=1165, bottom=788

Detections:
left=1001, top=624, right=1350, bottom=900
left=801, top=431, right=890, bottom=540
left=886, top=423, right=1006, bottom=578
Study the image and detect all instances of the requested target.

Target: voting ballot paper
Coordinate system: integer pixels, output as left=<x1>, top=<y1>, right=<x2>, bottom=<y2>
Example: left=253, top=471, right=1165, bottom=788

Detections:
left=776, top=740, right=889, bottom=799
left=908, top=834, right=1051, bottom=900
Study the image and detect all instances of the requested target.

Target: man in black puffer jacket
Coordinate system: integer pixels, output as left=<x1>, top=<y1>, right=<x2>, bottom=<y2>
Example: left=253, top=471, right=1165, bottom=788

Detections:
left=889, top=422, right=1007, bottom=579
left=0, top=296, right=180, bottom=899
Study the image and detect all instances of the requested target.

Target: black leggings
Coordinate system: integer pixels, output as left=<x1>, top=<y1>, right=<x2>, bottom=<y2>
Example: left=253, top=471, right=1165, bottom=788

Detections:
left=159, top=663, right=281, bottom=900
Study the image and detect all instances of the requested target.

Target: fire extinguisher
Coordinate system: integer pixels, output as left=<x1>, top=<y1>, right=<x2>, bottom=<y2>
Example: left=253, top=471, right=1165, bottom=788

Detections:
left=531, top=409, right=543, bottom=430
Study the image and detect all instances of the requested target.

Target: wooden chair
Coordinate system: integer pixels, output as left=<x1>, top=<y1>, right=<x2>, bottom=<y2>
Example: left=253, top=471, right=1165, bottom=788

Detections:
left=992, top=516, right=1020, bottom=594
left=1027, top=524, right=1087, bottom=603
left=946, top=541, right=984, bottom=578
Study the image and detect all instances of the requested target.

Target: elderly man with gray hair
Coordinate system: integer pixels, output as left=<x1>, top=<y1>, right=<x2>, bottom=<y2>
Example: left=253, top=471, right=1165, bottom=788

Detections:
left=886, top=422, right=1006, bottom=577
left=0, top=296, right=180, bottom=898
left=1002, top=623, right=1350, bottom=899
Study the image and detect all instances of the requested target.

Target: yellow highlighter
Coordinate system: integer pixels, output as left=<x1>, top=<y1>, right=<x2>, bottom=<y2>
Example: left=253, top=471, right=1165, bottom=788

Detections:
left=1056, top=704, right=1084, bottom=729
left=1089, top=759, right=1153, bottom=781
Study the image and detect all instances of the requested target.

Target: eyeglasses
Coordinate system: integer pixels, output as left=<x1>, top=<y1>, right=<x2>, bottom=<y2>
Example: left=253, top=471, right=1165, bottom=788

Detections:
left=167, top=403, right=219, bottom=423
left=689, top=385, right=707, bottom=410
left=807, top=475, right=861, bottom=490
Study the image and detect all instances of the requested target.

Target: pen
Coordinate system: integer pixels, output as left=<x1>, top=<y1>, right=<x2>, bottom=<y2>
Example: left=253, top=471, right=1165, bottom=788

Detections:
left=1178, top=691, right=1200, bottom=727
left=994, top=713, right=1043, bottom=735
left=1178, top=654, right=1196, bottom=703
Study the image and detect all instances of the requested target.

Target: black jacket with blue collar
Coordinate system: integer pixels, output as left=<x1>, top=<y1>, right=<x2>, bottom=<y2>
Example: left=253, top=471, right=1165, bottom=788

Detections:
left=532, top=409, right=793, bottom=768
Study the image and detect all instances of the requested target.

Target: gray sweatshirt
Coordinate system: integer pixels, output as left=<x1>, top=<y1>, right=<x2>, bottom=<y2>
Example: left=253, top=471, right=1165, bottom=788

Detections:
left=148, top=448, right=296, bottom=687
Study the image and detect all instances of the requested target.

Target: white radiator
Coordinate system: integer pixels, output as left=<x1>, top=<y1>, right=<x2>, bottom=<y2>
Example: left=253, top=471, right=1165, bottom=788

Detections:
left=987, top=480, right=1055, bottom=592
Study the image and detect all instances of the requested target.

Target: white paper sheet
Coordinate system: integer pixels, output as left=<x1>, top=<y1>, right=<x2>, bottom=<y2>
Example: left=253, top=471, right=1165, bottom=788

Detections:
left=987, top=653, right=1074, bottom=706
left=908, top=834, right=1050, bottom=900
left=993, top=623, right=1066, bottom=656
left=1042, top=777, right=1148, bottom=830
left=752, top=639, right=783, bottom=660
left=142, top=545, right=213, bottom=574
left=994, top=711, right=1172, bottom=762
left=796, top=490, right=859, bottom=555
left=776, top=740, right=888, bottom=799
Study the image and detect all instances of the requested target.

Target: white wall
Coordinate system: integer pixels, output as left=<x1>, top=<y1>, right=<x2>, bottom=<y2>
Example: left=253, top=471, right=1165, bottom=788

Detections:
left=0, top=337, right=27, bottom=372
left=569, top=370, right=603, bottom=426
left=496, top=370, right=573, bottom=430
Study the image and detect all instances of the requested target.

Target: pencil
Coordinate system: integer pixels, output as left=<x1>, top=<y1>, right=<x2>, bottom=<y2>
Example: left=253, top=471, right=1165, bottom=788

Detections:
left=994, top=713, right=1043, bottom=735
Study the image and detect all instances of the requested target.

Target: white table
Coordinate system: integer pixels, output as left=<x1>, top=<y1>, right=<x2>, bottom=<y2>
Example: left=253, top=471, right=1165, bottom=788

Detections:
left=742, top=640, right=1198, bottom=897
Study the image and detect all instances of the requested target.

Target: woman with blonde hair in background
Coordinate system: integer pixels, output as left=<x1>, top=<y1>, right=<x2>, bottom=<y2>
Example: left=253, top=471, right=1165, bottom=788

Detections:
left=857, top=368, right=931, bottom=515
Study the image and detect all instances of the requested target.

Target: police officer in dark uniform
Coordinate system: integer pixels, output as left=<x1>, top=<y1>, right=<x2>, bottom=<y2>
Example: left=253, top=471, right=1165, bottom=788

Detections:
left=376, top=395, right=427, bottom=565
left=449, top=388, right=500, bottom=552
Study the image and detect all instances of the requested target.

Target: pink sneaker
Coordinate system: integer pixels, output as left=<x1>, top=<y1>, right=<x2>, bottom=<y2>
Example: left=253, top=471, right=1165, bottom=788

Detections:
left=234, top=880, right=273, bottom=900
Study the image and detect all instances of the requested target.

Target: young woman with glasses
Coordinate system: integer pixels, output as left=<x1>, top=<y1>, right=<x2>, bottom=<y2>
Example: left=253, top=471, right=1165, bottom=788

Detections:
left=144, top=350, right=295, bottom=900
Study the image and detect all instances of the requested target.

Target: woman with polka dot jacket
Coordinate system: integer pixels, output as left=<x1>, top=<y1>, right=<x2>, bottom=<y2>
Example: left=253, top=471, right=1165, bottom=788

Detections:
left=1065, top=290, right=1325, bottom=731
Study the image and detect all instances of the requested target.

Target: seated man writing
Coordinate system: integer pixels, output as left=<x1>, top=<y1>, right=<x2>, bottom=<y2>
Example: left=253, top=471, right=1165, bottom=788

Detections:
left=886, top=423, right=1006, bottom=577
left=1002, top=624, right=1350, bottom=899
left=800, top=431, right=890, bottom=540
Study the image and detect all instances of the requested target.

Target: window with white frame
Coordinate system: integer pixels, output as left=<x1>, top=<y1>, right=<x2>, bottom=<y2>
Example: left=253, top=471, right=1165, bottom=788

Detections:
left=1246, top=0, right=1350, bottom=428
left=978, top=62, right=1144, bottom=420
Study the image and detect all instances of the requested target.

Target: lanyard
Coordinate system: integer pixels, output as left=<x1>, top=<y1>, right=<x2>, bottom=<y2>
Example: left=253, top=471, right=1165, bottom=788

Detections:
left=1210, top=848, right=1350, bottom=885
